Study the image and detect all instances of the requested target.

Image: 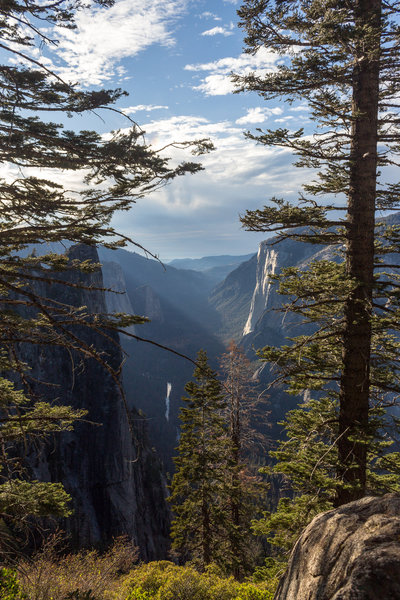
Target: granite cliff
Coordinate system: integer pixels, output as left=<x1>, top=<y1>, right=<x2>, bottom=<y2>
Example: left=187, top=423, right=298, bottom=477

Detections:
left=275, top=494, right=400, bottom=599
left=16, top=245, right=169, bottom=559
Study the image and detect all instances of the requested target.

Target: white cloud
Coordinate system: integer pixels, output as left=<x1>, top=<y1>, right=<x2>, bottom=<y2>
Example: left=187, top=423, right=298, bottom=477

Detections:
left=121, top=105, right=169, bottom=114
left=185, top=47, right=280, bottom=96
left=199, top=11, right=222, bottom=20
left=274, top=116, right=294, bottom=123
left=109, top=112, right=308, bottom=258
left=49, top=0, right=187, bottom=85
left=138, top=115, right=297, bottom=189
left=201, top=26, right=233, bottom=37
left=195, top=74, right=237, bottom=96
left=290, top=104, right=309, bottom=112
left=235, top=107, right=283, bottom=125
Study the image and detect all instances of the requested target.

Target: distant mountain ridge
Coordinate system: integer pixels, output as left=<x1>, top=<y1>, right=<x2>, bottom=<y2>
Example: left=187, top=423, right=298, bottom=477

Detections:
left=167, top=253, right=255, bottom=286
left=22, top=218, right=400, bottom=470
left=168, top=253, right=255, bottom=272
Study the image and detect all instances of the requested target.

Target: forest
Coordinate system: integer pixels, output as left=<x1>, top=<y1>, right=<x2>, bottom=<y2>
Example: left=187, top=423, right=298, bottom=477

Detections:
left=1, top=0, right=400, bottom=599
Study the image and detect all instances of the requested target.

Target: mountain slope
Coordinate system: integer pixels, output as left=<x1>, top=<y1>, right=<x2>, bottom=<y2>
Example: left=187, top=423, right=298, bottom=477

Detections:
left=98, top=247, right=221, bottom=331
left=100, top=249, right=225, bottom=472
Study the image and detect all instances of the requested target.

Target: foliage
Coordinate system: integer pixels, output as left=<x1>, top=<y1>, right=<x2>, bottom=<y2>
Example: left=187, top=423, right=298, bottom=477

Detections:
left=235, top=0, right=400, bottom=540
left=219, top=342, right=269, bottom=578
left=252, top=557, right=287, bottom=589
left=253, top=494, right=333, bottom=553
left=0, top=568, right=26, bottom=600
left=0, top=0, right=211, bottom=541
left=15, top=548, right=279, bottom=600
left=169, top=351, right=230, bottom=570
left=64, top=591, right=99, bottom=600
left=220, top=342, right=269, bottom=459
left=120, top=561, right=276, bottom=600
left=0, top=362, right=85, bottom=529
left=17, top=534, right=137, bottom=600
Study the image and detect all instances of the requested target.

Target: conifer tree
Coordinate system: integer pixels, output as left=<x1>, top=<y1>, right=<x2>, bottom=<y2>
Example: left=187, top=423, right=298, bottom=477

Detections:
left=219, top=341, right=267, bottom=579
left=235, top=0, right=400, bottom=512
left=0, top=0, right=210, bottom=535
left=169, top=351, right=229, bottom=570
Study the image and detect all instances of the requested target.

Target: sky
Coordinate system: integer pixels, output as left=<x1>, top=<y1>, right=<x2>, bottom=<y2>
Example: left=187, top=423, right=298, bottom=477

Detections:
left=12, top=0, right=315, bottom=260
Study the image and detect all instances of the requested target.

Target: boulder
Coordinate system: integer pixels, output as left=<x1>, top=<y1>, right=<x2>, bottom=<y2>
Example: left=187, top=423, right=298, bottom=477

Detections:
left=275, top=493, right=400, bottom=599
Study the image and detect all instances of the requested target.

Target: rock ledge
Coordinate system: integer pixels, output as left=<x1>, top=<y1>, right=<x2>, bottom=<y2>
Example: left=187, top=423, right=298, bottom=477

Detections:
left=275, top=493, right=400, bottom=600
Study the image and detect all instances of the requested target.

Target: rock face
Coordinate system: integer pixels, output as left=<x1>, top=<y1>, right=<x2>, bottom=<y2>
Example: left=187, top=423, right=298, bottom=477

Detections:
left=275, top=494, right=400, bottom=600
left=102, top=260, right=137, bottom=334
left=17, top=245, right=170, bottom=559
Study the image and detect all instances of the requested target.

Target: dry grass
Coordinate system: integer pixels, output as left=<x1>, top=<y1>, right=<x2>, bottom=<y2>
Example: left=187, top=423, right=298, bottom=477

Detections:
left=17, top=533, right=138, bottom=600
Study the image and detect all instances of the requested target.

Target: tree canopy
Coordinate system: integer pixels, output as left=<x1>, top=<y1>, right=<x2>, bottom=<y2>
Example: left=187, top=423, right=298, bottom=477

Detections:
left=0, top=0, right=211, bottom=541
left=235, top=0, right=400, bottom=515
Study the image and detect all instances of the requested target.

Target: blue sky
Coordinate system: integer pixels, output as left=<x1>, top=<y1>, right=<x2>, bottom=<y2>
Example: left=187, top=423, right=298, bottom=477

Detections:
left=11, top=0, right=315, bottom=260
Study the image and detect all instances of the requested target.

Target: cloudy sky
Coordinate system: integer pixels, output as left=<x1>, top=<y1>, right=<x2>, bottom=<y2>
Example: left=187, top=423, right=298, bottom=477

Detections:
left=22, top=0, right=314, bottom=260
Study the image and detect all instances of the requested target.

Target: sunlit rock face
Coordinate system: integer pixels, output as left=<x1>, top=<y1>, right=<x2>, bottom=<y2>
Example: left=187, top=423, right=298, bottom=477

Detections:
left=275, top=494, right=400, bottom=600
left=242, top=236, right=324, bottom=353
left=209, top=234, right=328, bottom=439
left=243, top=245, right=278, bottom=336
left=16, top=245, right=169, bottom=559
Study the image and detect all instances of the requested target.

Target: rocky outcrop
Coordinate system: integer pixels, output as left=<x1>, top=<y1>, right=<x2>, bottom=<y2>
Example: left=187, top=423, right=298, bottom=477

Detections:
left=17, top=245, right=170, bottom=559
left=275, top=494, right=400, bottom=600
left=243, top=245, right=278, bottom=336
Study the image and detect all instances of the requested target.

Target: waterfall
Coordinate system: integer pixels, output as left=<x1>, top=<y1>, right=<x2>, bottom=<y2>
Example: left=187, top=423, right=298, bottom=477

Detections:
left=165, top=382, right=172, bottom=421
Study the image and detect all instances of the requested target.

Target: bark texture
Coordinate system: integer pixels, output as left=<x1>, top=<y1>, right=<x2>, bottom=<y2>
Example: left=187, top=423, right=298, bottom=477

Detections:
left=338, top=0, right=381, bottom=505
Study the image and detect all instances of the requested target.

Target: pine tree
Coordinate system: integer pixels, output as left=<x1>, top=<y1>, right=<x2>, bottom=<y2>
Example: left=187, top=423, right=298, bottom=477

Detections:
left=219, top=341, right=268, bottom=579
left=0, top=0, right=208, bottom=369
left=169, top=351, right=229, bottom=570
left=235, top=0, right=400, bottom=511
left=0, top=0, right=211, bottom=538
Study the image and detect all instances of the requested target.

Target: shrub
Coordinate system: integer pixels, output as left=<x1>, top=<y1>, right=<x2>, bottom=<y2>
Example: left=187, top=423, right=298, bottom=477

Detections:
left=17, top=534, right=137, bottom=600
left=118, top=561, right=276, bottom=600
left=0, top=568, right=26, bottom=600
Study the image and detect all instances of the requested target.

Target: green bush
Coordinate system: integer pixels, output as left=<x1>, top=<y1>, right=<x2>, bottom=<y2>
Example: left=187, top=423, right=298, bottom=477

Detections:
left=0, top=568, right=26, bottom=600
left=119, top=561, right=277, bottom=600
left=64, top=590, right=99, bottom=600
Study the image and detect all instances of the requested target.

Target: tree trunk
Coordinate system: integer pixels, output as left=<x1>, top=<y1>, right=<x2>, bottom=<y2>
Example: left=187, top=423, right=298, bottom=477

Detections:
left=201, top=494, right=211, bottom=568
left=336, top=0, right=381, bottom=506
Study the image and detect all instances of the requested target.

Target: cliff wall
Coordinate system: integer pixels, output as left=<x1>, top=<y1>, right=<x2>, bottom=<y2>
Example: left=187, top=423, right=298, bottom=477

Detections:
left=16, top=245, right=169, bottom=559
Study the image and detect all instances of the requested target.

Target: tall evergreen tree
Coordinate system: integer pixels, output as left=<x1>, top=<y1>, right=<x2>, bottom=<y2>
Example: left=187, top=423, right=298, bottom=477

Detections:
left=235, top=0, right=400, bottom=508
left=169, top=351, right=229, bottom=570
left=170, top=347, right=267, bottom=576
left=0, top=0, right=210, bottom=536
left=219, top=341, right=267, bottom=579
